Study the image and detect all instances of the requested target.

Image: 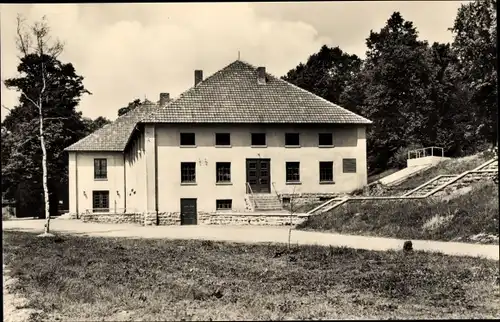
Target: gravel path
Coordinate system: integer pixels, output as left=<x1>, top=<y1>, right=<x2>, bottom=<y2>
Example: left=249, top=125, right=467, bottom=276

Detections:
left=3, top=219, right=499, bottom=260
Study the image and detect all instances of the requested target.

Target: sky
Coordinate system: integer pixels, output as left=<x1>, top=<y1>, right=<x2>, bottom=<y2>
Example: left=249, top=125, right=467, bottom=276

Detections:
left=0, top=1, right=469, bottom=122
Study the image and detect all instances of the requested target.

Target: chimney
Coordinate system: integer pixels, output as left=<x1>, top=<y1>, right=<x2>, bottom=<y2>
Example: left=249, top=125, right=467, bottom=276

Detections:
left=257, top=66, right=266, bottom=84
left=159, top=92, right=170, bottom=106
left=195, top=70, right=203, bottom=86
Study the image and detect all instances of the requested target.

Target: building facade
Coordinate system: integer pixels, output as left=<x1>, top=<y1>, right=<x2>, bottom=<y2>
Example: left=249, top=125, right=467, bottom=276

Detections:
left=66, top=60, right=371, bottom=225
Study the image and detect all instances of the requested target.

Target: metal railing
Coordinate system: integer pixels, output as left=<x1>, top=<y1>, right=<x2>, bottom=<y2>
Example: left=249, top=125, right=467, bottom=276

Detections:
left=407, top=146, right=444, bottom=160
left=271, top=182, right=282, bottom=206
left=245, top=182, right=257, bottom=209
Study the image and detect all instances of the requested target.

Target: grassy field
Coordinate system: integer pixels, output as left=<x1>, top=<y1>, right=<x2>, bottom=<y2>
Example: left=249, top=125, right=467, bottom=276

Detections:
left=298, top=182, right=499, bottom=245
left=3, top=231, right=500, bottom=321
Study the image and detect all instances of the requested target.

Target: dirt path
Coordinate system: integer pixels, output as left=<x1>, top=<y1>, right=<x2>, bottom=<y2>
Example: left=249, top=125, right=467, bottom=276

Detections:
left=3, top=265, right=42, bottom=322
left=3, top=219, right=499, bottom=261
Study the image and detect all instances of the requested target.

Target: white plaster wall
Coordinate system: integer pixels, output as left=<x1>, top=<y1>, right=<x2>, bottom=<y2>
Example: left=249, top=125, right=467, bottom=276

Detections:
left=155, top=124, right=368, bottom=213
left=72, top=152, right=125, bottom=214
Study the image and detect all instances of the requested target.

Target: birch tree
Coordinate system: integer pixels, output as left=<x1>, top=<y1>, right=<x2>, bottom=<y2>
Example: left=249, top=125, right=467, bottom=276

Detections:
left=3, top=15, right=88, bottom=235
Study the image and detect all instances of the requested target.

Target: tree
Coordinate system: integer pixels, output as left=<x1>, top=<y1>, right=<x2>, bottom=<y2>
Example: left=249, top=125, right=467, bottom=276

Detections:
left=3, top=15, right=90, bottom=234
left=82, top=116, right=111, bottom=134
left=282, top=45, right=362, bottom=106
left=343, top=12, right=434, bottom=172
left=118, top=98, right=142, bottom=116
left=450, top=0, right=497, bottom=147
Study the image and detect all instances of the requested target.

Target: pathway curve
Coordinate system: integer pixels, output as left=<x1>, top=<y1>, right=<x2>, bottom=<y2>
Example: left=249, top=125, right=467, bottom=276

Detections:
left=3, top=219, right=499, bottom=261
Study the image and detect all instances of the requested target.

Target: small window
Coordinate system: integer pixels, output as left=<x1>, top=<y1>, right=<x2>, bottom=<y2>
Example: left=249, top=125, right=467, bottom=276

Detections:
left=318, top=133, right=333, bottom=146
left=216, top=199, right=232, bottom=210
left=251, top=133, right=266, bottom=146
left=215, top=133, right=231, bottom=146
left=286, top=162, right=300, bottom=182
left=216, top=162, right=231, bottom=183
left=319, top=161, right=334, bottom=183
left=285, top=133, right=300, bottom=146
left=282, top=197, right=291, bottom=205
left=92, top=191, right=109, bottom=212
left=181, top=162, right=196, bottom=183
left=94, top=159, right=107, bottom=180
left=180, top=133, right=196, bottom=146
left=343, top=158, right=357, bottom=173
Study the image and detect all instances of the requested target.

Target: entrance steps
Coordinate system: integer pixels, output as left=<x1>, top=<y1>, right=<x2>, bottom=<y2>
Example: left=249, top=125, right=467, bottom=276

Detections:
left=248, top=194, right=283, bottom=211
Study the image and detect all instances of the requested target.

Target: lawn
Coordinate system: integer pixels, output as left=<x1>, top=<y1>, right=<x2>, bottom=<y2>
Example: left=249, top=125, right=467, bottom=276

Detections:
left=298, top=182, right=499, bottom=245
left=3, top=231, right=500, bottom=321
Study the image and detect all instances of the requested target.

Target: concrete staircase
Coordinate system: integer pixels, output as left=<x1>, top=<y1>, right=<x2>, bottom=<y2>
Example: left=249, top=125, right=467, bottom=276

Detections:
left=306, top=196, right=349, bottom=216
left=402, top=175, right=458, bottom=197
left=306, top=157, right=498, bottom=217
left=248, top=194, right=283, bottom=211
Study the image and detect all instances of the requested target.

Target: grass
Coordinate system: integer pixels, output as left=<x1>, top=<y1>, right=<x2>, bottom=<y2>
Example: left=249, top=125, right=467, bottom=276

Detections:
left=3, top=231, right=499, bottom=321
left=298, top=182, right=499, bottom=245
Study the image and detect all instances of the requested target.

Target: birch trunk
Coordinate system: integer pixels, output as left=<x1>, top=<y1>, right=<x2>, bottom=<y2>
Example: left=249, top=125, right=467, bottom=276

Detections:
left=39, top=108, right=50, bottom=233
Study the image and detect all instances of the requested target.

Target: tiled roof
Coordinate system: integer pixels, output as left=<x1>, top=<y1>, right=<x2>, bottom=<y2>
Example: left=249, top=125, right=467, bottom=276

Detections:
left=66, top=59, right=371, bottom=152
left=64, top=103, right=158, bottom=152
left=142, top=60, right=372, bottom=124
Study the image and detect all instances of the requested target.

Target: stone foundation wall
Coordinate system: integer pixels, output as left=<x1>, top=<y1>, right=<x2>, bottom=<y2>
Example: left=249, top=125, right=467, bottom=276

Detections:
left=81, top=212, right=143, bottom=225
left=79, top=211, right=308, bottom=227
left=198, top=212, right=307, bottom=226
left=158, top=212, right=181, bottom=225
left=279, top=192, right=340, bottom=206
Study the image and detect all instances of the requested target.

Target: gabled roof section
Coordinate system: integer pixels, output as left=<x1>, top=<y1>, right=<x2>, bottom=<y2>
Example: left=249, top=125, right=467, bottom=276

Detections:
left=65, top=103, right=158, bottom=152
left=141, top=60, right=372, bottom=124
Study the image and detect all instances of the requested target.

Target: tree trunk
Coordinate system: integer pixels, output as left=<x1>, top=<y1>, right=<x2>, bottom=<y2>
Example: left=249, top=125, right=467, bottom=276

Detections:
left=39, top=110, right=50, bottom=233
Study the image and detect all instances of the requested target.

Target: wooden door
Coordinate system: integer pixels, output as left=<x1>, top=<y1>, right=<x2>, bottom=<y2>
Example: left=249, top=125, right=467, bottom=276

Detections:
left=246, top=159, right=271, bottom=193
left=180, top=198, right=197, bottom=225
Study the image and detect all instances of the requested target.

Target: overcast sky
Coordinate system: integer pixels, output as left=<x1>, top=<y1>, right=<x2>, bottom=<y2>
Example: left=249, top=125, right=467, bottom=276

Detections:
left=1, top=2, right=469, bottom=121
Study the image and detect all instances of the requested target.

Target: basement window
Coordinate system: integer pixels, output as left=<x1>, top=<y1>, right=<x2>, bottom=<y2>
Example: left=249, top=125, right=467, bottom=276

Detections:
left=216, top=199, right=232, bottom=210
left=180, top=133, right=196, bottom=146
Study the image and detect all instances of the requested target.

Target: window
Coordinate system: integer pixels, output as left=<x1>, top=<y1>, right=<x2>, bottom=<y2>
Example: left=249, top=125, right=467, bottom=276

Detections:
left=251, top=133, right=266, bottom=146
left=215, top=133, right=231, bottom=146
left=181, top=162, right=196, bottom=183
left=318, top=133, right=333, bottom=146
left=94, top=159, right=107, bottom=179
left=343, top=158, right=357, bottom=173
left=285, top=133, right=300, bottom=146
left=319, top=162, right=334, bottom=183
left=216, top=199, right=232, bottom=210
left=92, top=191, right=109, bottom=212
left=180, top=133, right=196, bottom=146
left=286, top=162, right=300, bottom=182
left=216, top=162, right=231, bottom=183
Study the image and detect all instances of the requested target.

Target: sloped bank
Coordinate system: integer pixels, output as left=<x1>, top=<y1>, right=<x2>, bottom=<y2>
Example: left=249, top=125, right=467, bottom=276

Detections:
left=297, top=182, right=499, bottom=245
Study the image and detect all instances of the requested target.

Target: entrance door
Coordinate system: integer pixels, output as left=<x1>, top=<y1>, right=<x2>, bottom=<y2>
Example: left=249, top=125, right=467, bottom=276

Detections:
left=246, top=159, right=271, bottom=193
left=180, top=198, right=197, bottom=225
